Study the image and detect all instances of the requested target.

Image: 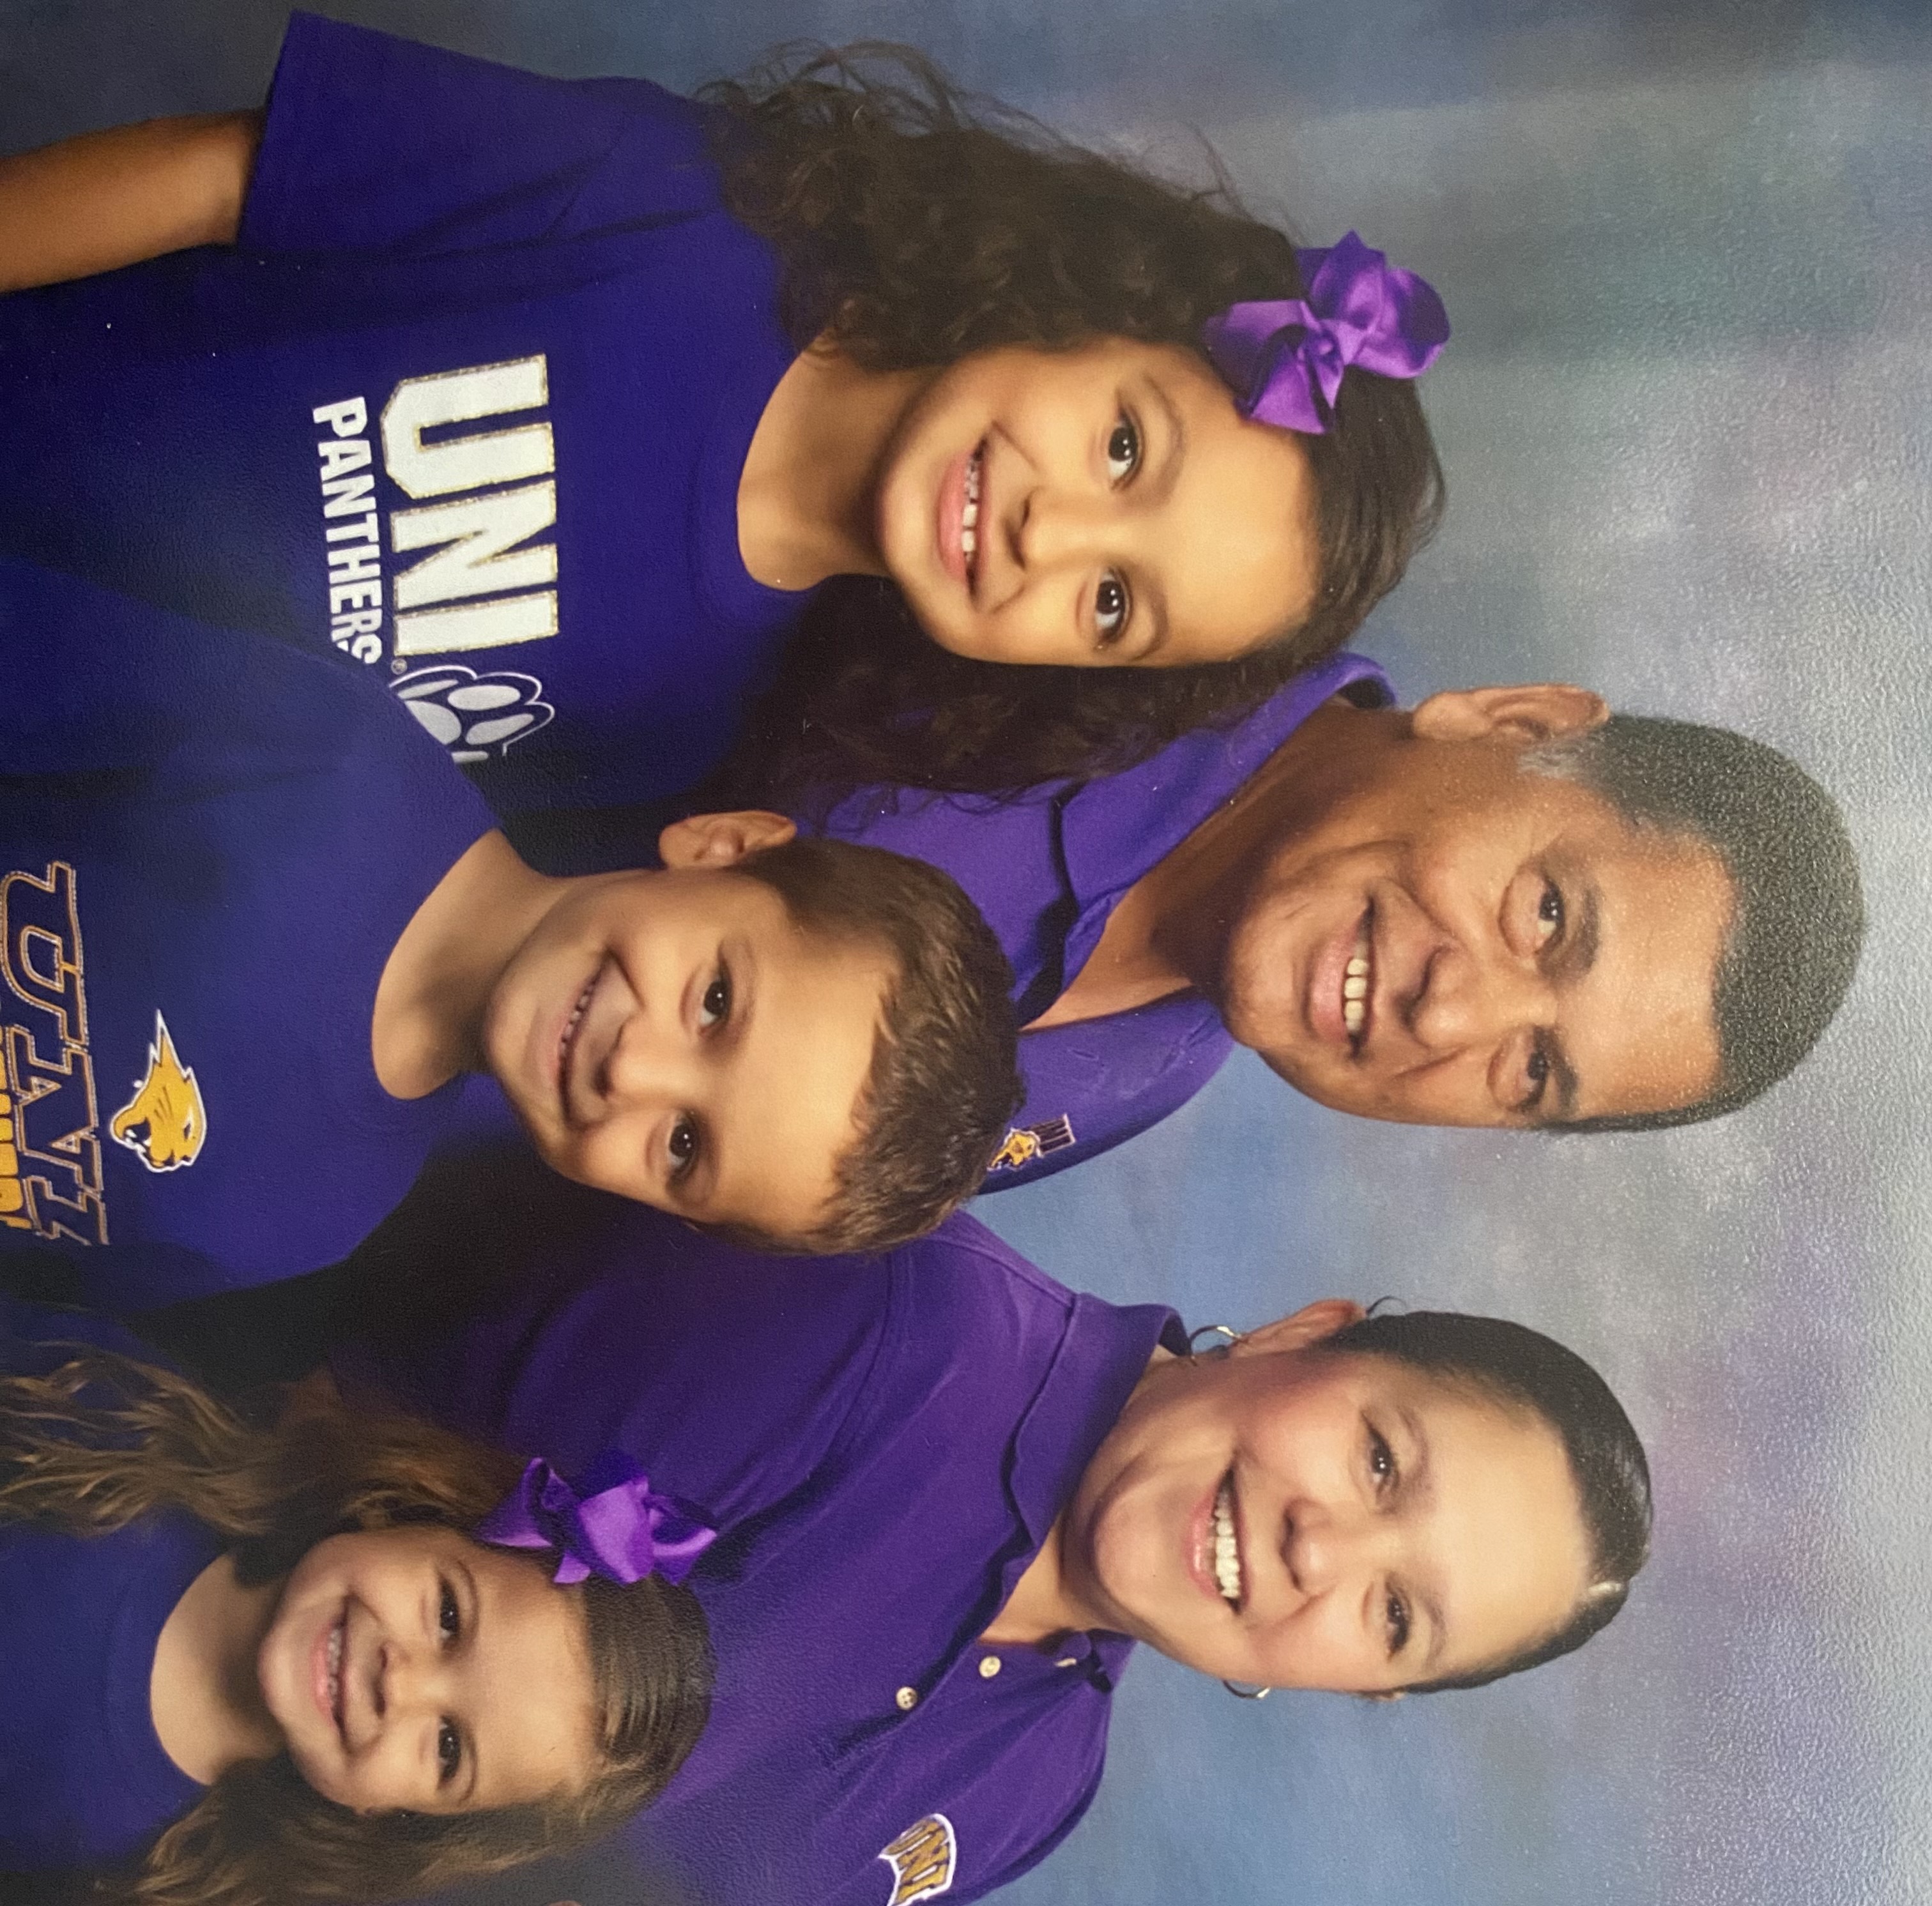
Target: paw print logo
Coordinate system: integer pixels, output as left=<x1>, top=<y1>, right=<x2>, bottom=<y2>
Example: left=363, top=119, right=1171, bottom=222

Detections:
left=392, top=666, right=555, bottom=764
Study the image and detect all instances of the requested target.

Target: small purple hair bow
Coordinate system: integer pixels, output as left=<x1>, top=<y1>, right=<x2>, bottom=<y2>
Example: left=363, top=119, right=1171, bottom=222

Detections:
left=1200, top=231, right=1449, bottom=434
left=477, top=1452, right=717, bottom=1587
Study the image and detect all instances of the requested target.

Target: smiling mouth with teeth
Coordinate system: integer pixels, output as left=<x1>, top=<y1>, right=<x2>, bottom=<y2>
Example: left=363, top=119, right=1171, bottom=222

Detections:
left=558, top=970, right=598, bottom=1081
left=1342, top=914, right=1373, bottom=1046
left=326, top=1617, right=345, bottom=1736
left=960, top=443, right=983, bottom=584
left=1211, top=1473, right=1243, bottom=1608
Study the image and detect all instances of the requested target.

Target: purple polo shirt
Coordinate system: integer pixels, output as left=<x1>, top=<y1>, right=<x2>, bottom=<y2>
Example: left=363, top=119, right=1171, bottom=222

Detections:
left=340, top=1200, right=1181, bottom=1906
left=803, top=652, right=1393, bottom=1186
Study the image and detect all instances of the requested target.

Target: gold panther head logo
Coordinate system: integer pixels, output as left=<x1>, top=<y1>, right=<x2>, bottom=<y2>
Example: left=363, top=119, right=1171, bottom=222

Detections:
left=111, top=1014, right=207, bottom=1173
left=986, top=1115, right=1075, bottom=1174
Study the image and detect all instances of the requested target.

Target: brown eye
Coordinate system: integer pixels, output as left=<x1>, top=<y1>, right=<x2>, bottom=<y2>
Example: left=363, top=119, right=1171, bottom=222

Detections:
left=668, top=1115, right=699, bottom=1178
left=1094, top=572, right=1130, bottom=646
left=1367, top=1427, right=1397, bottom=1488
left=1521, top=1039, right=1552, bottom=1112
left=438, top=1719, right=461, bottom=1783
left=1105, top=413, right=1140, bottom=483
left=1535, top=881, right=1564, bottom=950
left=1384, top=1589, right=1411, bottom=1656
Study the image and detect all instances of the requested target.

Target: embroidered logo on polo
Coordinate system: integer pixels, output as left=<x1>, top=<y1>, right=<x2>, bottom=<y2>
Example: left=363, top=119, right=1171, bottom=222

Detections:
left=110, top=1014, right=208, bottom=1175
left=312, top=355, right=559, bottom=761
left=0, top=860, right=109, bottom=1244
left=986, top=1113, right=1077, bottom=1173
left=877, top=1814, right=957, bottom=1905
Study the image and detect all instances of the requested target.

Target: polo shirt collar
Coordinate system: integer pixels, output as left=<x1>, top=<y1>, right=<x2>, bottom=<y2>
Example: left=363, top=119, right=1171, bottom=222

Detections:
left=1000, top=1292, right=1190, bottom=1682
left=1056, top=652, right=1394, bottom=987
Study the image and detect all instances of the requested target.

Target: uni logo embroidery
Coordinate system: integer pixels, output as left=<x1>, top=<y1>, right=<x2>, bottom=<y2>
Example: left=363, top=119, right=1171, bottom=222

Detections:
left=986, top=1114, right=1076, bottom=1173
left=110, top=1014, right=208, bottom=1173
left=877, top=1813, right=957, bottom=1905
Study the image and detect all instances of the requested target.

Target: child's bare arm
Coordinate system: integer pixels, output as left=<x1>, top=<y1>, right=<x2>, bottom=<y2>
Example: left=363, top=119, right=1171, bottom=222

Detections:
left=0, top=111, right=263, bottom=292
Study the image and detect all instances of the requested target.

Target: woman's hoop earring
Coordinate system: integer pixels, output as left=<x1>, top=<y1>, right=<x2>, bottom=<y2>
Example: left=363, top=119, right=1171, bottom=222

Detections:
left=1222, top=1679, right=1271, bottom=1700
left=1186, top=1324, right=1243, bottom=1357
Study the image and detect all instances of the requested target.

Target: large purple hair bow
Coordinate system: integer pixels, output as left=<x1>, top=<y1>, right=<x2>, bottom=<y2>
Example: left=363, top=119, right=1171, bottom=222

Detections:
left=1200, top=232, right=1449, bottom=434
left=477, top=1452, right=717, bottom=1587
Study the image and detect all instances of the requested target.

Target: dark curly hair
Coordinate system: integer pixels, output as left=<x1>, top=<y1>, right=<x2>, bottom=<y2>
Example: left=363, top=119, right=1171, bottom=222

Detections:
left=703, top=43, right=1445, bottom=801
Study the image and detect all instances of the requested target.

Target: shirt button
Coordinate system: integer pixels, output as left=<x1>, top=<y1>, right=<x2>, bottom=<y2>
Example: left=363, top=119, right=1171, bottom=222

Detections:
left=978, top=1654, right=1002, bottom=1679
left=1054, top=1657, right=1080, bottom=1670
left=895, top=1686, right=919, bottom=1712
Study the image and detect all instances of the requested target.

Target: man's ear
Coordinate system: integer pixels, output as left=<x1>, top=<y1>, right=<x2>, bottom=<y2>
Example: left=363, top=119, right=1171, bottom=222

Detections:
left=657, top=810, right=797, bottom=870
left=1231, top=1297, right=1367, bottom=1359
left=1409, top=684, right=1609, bottom=746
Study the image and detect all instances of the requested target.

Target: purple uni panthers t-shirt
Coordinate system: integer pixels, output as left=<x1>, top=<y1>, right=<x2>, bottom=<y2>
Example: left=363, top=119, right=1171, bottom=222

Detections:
left=0, top=555, right=499, bottom=1312
left=0, top=13, right=805, bottom=815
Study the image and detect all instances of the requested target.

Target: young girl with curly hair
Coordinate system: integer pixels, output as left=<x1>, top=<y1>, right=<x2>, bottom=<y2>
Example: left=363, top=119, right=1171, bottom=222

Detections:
left=0, top=17, right=1443, bottom=807
left=0, top=1298, right=713, bottom=1906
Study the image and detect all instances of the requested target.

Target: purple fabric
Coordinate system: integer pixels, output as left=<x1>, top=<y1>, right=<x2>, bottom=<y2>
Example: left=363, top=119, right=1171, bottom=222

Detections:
left=0, top=14, right=803, bottom=819
left=1201, top=232, right=1450, bottom=433
left=336, top=1198, right=1183, bottom=1906
left=479, top=1452, right=716, bottom=1585
left=804, top=652, right=1392, bottom=1186
left=0, top=554, right=502, bottom=1310
left=0, top=1299, right=214, bottom=1870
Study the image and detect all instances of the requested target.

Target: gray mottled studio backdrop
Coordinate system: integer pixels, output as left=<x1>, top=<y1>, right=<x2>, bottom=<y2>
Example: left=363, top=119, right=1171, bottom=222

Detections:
left=10, top=3, right=1932, bottom=1904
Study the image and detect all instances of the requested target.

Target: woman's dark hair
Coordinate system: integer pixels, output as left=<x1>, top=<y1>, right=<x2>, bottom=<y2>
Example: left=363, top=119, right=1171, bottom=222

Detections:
left=0, top=1351, right=712, bottom=1906
left=703, top=43, right=1444, bottom=802
left=1319, top=1309, right=1652, bottom=1692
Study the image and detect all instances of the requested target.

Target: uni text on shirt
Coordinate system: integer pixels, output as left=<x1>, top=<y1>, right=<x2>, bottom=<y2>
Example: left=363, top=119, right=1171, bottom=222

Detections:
left=0, top=11, right=806, bottom=817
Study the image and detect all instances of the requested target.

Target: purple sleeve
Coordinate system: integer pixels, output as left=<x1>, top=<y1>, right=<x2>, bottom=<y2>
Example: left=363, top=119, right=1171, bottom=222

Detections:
left=0, top=1294, right=164, bottom=1376
left=332, top=1187, right=894, bottom=1528
left=241, top=12, right=721, bottom=255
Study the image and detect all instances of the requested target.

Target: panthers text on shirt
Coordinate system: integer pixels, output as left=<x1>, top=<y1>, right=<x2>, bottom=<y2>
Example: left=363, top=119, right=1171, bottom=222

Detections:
left=313, top=354, right=560, bottom=673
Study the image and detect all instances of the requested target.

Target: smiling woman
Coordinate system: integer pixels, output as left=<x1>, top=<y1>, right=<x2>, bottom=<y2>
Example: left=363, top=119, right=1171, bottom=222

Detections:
left=317, top=1196, right=1653, bottom=1903
left=992, top=1300, right=1648, bottom=1695
left=0, top=1299, right=712, bottom=1906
